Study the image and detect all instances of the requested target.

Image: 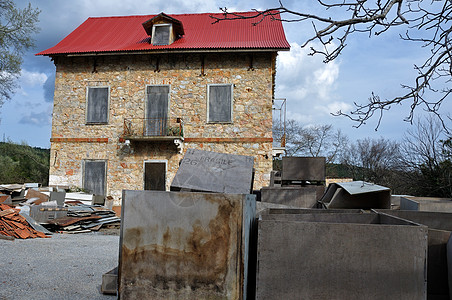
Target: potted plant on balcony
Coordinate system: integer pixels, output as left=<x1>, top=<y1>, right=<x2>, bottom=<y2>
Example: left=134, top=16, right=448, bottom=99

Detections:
left=167, top=126, right=183, bottom=137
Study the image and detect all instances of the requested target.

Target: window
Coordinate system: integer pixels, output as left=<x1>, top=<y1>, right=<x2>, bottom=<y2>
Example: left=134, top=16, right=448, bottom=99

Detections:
left=152, top=24, right=171, bottom=46
left=86, top=87, right=109, bottom=124
left=83, top=160, right=106, bottom=196
left=207, top=84, right=233, bottom=123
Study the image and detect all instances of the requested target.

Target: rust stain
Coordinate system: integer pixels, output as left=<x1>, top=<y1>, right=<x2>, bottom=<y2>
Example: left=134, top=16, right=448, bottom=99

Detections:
left=120, top=198, right=240, bottom=299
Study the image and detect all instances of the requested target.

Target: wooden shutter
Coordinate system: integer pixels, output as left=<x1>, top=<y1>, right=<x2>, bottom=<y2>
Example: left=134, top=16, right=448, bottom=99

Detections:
left=87, top=87, right=108, bottom=123
left=208, top=85, right=232, bottom=123
left=146, top=86, right=169, bottom=136
left=83, top=160, right=106, bottom=196
left=153, top=25, right=170, bottom=45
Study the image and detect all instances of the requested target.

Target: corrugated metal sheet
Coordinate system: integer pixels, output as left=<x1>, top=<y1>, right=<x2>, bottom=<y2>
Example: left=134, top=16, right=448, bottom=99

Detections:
left=37, top=11, right=290, bottom=56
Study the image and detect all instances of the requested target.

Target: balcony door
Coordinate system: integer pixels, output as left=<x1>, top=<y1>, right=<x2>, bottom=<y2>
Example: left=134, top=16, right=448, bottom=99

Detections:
left=145, top=85, right=169, bottom=136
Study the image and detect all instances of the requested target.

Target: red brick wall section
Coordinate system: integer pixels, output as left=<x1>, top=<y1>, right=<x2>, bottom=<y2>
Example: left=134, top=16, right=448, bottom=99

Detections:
left=50, top=138, right=109, bottom=143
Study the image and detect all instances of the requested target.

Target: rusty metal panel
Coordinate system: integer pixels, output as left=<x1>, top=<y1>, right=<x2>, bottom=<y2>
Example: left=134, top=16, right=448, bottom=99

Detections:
left=281, top=157, right=325, bottom=182
left=119, top=190, right=256, bottom=299
left=29, top=205, right=68, bottom=224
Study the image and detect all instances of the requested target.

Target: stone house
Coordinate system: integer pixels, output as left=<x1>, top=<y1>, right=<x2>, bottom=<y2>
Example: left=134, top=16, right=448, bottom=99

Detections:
left=38, top=11, right=290, bottom=205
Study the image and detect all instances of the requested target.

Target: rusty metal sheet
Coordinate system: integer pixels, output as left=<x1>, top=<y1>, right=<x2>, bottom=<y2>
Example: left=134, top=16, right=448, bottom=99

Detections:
left=119, top=190, right=256, bottom=299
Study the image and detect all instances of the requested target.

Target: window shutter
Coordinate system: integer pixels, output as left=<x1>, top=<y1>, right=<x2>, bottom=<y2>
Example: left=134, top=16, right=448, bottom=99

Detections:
left=87, top=87, right=108, bottom=123
left=209, top=85, right=232, bottom=123
left=153, top=26, right=170, bottom=45
left=84, top=160, right=106, bottom=196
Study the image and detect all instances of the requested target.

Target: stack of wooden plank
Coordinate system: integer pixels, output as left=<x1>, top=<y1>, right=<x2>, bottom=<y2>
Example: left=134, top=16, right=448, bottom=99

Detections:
left=0, top=204, right=50, bottom=240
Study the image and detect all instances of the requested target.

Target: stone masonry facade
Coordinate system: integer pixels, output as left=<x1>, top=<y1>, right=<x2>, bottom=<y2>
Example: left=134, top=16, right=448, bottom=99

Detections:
left=49, top=52, right=276, bottom=205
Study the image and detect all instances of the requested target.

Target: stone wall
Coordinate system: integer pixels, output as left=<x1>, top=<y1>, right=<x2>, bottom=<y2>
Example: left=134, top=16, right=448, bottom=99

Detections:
left=49, top=52, right=275, bottom=205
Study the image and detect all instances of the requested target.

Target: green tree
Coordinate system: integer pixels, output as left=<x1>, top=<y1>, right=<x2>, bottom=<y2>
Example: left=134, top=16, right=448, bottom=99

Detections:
left=0, top=141, right=49, bottom=185
left=0, top=0, right=40, bottom=106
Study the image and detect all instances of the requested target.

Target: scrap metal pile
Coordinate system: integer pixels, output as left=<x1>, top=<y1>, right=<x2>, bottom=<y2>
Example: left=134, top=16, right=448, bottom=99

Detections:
left=42, top=204, right=120, bottom=233
left=0, top=184, right=120, bottom=240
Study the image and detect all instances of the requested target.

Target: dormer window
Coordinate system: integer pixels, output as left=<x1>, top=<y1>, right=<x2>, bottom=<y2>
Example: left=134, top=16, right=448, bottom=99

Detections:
left=152, top=24, right=171, bottom=46
left=142, top=12, right=185, bottom=46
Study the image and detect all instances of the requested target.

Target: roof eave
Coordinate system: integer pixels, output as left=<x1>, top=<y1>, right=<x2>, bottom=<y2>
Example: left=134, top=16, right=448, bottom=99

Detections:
left=37, top=47, right=290, bottom=57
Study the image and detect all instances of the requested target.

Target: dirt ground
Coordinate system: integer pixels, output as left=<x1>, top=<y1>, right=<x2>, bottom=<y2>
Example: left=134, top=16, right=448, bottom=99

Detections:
left=0, top=231, right=120, bottom=300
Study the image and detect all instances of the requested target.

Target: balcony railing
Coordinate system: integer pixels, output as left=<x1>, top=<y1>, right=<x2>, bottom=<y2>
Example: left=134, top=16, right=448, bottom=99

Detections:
left=123, top=118, right=183, bottom=139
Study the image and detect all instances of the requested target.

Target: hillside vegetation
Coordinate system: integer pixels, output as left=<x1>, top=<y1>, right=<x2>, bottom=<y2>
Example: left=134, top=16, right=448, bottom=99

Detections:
left=0, top=142, right=50, bottom=185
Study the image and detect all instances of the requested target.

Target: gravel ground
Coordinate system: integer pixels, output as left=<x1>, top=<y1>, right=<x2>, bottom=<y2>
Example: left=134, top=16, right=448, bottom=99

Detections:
left=0, top=231, right=120, bottom=300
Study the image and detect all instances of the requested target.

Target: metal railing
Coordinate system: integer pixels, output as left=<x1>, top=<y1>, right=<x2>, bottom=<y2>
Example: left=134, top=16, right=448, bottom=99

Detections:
left=272, top=98, right=286, bottom=148
left=123, top=118, right=183, bottom=137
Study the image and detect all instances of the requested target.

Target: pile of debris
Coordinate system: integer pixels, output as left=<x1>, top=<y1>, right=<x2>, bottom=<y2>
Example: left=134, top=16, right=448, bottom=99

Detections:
left=0, top=204, right=49, bottom=240
left=0, top=184, right=120, bottom=237
left=38, top=203, right=120, bottom=234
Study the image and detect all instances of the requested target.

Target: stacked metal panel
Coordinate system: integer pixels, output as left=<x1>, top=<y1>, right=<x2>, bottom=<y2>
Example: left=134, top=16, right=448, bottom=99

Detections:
left=255, top=209, right=427, bottom=300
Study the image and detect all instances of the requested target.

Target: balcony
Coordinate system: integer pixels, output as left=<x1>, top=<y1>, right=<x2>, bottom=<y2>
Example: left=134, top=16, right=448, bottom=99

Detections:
left=121, top=118, right=184, bottom=153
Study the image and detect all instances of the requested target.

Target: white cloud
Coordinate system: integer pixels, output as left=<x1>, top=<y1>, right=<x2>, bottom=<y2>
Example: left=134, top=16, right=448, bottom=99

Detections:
left=19, top=104, right=53, bottom=127
left=74, top=0, right=219, bottom=16
left=19, top=70, right=48, bottom=87
left=275, top=42, right=341, bottom=124
left=316, top=101, right=353, bottom=115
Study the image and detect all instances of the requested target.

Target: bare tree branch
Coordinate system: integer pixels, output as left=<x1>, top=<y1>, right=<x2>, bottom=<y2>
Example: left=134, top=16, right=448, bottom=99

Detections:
left=212, top=0, right=451, bottom=132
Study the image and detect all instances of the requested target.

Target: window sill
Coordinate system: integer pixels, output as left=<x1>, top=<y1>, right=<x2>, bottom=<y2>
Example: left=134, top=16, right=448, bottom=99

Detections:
left=206, top=121, right=233, bottom=124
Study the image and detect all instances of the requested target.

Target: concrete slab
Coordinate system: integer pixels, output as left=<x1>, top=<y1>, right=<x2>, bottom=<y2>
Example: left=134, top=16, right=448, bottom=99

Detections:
left=256, top=213, right=427, bottom=300
left=448, top=235, right=452, bottom=300
left=400, top=197, right=452, bottom=212
left=427, top=230, right=451, bottom=298
left=260, top=186, right=324, bottom=208
left=373, top=210, right=452, bottom=231
left=320, top=181, right=391, bottom=209
left=50, top=191, right=66, bottom=206
left=281, top=156, right=325, bottom=181
left=374, top=209, right=452, bottom=298
left=119, top=190, right=256, bottom=299
left=266, top=208, right=363, bottom=214
left=170, top=148, right=254, bottom=194
left=101, top=267, right=117, bottom=295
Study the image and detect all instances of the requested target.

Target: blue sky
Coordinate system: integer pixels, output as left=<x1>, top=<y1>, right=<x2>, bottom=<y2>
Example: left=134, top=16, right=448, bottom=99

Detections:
left=2, top=0, right=450, bottom=148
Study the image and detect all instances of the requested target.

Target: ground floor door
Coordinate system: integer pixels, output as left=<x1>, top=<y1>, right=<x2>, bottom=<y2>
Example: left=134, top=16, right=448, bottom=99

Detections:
left=83, top=160, right=106, bottom=196
left=144, top=162, right=166, bottom=191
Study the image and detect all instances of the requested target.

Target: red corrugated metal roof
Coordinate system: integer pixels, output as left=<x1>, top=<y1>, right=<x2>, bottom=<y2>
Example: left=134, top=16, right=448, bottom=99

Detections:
left=37, top=11, right=290, bottom=56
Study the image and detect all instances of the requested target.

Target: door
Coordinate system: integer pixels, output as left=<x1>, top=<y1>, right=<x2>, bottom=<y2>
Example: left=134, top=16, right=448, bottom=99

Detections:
left=145, top=85, right=169, bottom=136
left=83, top=160, right=106, bottom=196
left=144, top=162, right=166, bottom=191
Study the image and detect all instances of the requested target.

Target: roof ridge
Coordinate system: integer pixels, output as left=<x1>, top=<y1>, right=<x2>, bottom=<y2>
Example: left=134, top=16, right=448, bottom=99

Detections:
left=87, top=11, right=263, bottom=19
